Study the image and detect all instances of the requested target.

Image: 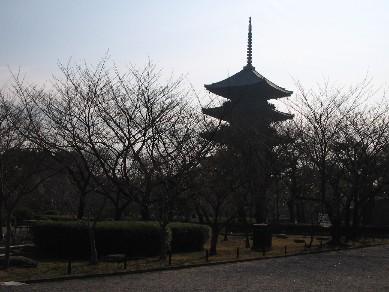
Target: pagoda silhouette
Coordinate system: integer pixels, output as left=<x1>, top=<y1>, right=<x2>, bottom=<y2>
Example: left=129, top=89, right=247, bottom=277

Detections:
left=203, top=17, right=293, bottom=130
left=202, top=17, right=293, bottom=223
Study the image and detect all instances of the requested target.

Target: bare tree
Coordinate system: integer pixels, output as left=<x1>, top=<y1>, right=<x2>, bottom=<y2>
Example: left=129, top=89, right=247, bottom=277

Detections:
left=0, top=92, right=51, bottom=268
left=284, top=78, right=378, bottom=244
left=193, top=149, right=239, bottom=255
left=333, top=102, right=389, bottom=239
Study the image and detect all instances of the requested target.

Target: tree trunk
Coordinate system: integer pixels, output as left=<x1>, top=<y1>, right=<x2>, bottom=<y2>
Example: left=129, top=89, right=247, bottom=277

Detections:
left=195, top=205, right=204, bottom=224
left=296, top=201, right=306, bottom=223
left=209, top=226, right=219, bottom=256
left=2, top=210, right=12, bottom=269
left=287, top=199, right=296, bottom=223
left=255, top=202, right=266, bottom=223
left=351, top=204, right=361, bottom=239
left=330, top=218, right=342, bottom=246
left=88, top=223, right=97, bottom=265
left=141, top=196, right=150, bottom=221
left=114, top=206, right=123, bottom=221
left=0, top=198, right=3, bottom=242
left=77, top=195, right=85, bottom=220
left=245, top=223, right=251, bottom=248
left=344, top=201, right=352, bottom=240
left=159, top=223, right=169, bottom=259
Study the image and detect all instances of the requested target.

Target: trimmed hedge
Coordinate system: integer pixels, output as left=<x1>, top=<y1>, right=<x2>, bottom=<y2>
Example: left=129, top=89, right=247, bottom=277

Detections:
left=95, top=221, right=165, bottom=257
left=170, top=222, right=210, bottom=252
left=32, top=221, right=210, bottom=258
left=32, top=221, right=89, bottom=257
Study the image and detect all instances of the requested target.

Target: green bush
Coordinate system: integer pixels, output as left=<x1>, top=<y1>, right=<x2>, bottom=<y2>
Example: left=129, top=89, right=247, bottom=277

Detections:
left=95, top=221, right=166, bottom=257
left=169, top=222, right=210, bottom=252
left=32, top=221, right=210, bottom=258
left=32, top=221, right=89, bottom=257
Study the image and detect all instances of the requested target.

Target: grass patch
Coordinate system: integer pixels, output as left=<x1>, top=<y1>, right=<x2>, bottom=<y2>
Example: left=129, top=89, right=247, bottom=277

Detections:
left=1, top=235, right=386, bottom=283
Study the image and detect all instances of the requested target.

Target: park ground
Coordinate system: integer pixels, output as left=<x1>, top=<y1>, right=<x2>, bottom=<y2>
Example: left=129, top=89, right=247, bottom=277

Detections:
left=1, top=244, right=389, bottom=291
left=0, top=234, right=386, bottom=284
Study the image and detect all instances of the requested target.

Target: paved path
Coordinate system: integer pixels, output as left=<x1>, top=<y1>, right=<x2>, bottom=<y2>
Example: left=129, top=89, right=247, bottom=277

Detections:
left=3, top=245, right=389, bottom=291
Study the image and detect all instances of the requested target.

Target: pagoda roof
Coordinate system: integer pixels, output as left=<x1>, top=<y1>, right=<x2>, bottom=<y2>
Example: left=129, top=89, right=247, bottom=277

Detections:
left=204, top=65, right=293, bottom=100
left=202, top=101, right=293, bottom=123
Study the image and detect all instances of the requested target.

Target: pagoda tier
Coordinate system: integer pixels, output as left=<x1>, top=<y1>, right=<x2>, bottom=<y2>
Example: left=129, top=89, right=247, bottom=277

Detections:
left=204, top=65, right=293, bottom=101
left=202, top=100, right=293, bottom=123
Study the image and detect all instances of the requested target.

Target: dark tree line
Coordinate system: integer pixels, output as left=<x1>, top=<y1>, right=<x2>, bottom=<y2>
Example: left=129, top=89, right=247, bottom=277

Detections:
left=1, top=60, right=388, bottom=267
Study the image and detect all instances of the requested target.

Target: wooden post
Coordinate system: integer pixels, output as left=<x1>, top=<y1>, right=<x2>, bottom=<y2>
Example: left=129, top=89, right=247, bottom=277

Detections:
left=304, top=241, right=307, bottom=251
left=205, top=249, right=209, bottom=262
left=236, top=247, right=240, bottom=259
left=169, top=250, right=172, bottom=266
left=284, top=245, right=287, bottom=254
left=123, top=255, right=127, bottom=269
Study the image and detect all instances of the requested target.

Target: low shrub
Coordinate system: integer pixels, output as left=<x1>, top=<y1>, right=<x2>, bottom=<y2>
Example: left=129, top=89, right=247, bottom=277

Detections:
left=95, top=221, right=165, bottom=257
left=170, top=222, right=210, bottom=252
left=32, top=221, right=89, bottom=257
left=32, top=221, right=210, bottom=258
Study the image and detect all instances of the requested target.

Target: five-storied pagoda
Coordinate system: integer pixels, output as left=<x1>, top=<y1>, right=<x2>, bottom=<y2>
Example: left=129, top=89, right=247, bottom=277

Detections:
left=202, top=17, right=293, bottom=223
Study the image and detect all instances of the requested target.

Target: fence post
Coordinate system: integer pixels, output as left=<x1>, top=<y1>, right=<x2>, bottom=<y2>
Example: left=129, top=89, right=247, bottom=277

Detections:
left=236, top=247, right=240, bottom=259
left=169, top=250, right=172, bottom=266
left=205, top=249, right=209, bottom=262
left=123, top=255, right=127, bottom=269
left=284, top=245, right=287, bottom=254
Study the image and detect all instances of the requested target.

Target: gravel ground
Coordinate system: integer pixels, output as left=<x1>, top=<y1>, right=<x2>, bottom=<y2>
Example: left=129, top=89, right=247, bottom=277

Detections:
left=2, top=245, right=389, bottom=292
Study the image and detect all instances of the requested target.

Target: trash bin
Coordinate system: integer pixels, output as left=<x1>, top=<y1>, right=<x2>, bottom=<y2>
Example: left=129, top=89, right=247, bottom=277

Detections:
left=252, top=224, right=272, bottom=251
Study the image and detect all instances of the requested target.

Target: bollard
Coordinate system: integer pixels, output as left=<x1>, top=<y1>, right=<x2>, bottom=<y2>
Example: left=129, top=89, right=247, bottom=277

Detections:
left=236, top=247, right=240, bottom=259
left=205, top=249, right=209, bottom=262
left=284, top=245, right=287, bottom=254
left=262, top=249, right=266, bottom=257
left=67, top=258, right=72, bottom=275
left=123, top=255, right=127, bottom=269
left=169, top=250, right=172, bottom=266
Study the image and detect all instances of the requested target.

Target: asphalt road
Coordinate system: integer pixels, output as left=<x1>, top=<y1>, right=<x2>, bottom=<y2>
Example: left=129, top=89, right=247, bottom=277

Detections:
left=2, top=245, right=389, bottom=291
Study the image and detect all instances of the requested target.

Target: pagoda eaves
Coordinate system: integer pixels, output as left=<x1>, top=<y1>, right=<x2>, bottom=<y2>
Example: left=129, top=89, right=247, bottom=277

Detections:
left=202, top=101, right=293, bottom=122
left=204, top=65, right=293, bottom=101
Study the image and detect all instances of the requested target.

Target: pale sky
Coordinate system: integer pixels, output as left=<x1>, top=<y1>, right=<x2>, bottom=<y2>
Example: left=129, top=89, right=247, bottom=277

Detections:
left=1, top=0, right=388, bottom=99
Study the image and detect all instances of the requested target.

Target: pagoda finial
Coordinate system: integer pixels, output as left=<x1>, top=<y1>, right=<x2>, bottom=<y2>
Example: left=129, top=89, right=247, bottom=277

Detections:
left=245, top=17, right=253, bottom=70
left=243, top=17, right=255, bottom=70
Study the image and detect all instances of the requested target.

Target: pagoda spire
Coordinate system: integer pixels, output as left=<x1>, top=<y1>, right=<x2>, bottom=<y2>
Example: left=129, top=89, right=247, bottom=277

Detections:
left=245, top=17, right=253, bottom=69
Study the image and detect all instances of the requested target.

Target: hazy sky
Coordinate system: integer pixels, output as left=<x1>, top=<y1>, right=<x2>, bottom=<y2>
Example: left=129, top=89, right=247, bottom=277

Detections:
left=1, top=0, right=388, bottom=98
